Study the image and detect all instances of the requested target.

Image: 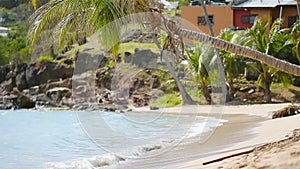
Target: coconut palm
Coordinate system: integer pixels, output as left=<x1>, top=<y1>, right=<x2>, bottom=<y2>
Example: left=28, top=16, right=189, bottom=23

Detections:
left=290, top=20, right=300, bottom=63
left=29, top=0, right=300, bottom=78
left=247, top=18, right=292, bottom=103
left=218, top=28, right=252, bottom=100
left=186, top=42, right=213, bottom=103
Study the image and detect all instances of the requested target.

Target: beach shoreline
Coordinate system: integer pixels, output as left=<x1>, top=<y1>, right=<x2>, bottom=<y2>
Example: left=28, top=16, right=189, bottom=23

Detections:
left=117, top=103, right=300, bottom=169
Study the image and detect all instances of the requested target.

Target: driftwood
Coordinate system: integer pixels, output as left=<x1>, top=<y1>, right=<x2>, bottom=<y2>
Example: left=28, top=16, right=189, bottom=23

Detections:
left=202, top=149, right=254, bottom=165
left=271, top=103, right=300, bottom=119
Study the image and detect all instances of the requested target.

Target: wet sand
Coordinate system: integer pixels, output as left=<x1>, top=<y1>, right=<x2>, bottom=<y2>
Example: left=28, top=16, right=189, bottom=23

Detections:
left=111, top=103, right=300, bottom=168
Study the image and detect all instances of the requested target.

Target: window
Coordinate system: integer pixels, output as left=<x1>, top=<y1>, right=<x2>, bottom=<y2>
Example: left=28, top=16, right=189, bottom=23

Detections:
left=288, top=16, right=299, bottom=28
left=197, top=15, right=214, bottom=25
left=241, top=15, right=257, bottom=24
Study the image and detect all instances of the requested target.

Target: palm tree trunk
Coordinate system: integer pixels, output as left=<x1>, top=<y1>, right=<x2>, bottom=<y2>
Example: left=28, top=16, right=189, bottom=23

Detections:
left=201, top=78, right=211, bottom=103
left=297, top=2, right=300, bottom=18
left=161, top=18, right=300, bottom=77
left=264, top=75, right=272, bottom=103
left=228, top=78, right=235, bottom=101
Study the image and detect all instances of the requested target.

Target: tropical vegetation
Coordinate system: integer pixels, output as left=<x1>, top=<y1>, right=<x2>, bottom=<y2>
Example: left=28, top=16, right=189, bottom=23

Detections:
left=1, top=0, right=300, bottom=104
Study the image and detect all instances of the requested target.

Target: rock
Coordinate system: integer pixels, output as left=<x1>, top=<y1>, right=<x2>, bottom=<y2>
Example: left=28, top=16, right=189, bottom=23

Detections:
left=25, top=62, right=73, bottom=87
left=0, top=103, right=14, bottom=110
left=131, top=93, right=150, bottom=107
left=15, top=63, right=27, bottom=74
left=137, top=33, right=154, bottom=43
left=28, top=86, right=40, bottom=95
left=104, top=104, right=116, bottom=112
left=96, top=68, right=111, bottom=90
left=0, top=79, right=14, bottom=93
left=248, top=89, right=255, bottom=94
left=74, top=53, right=108, bottom=74
left=150, top=75, right=160, bottom=89
left=0, top=65, right=10, bottom=84
left=34, top=93, right=56, bottom=107
left=121, top=29, right=142, bottom=43
left=16, top=71, right=28, bottom=91
left=39, top=78, right=72, bottom=94
left=63, top=59, right=73, bottom=65
left=150, top=106, right=159, bottom=110
left=46, top=87, right=71, bottom=104
left=124, top=48, right=158, bottom=68
left=73, top=103, right=104, bottom=111
left=11, top=89, right=35, bottom=109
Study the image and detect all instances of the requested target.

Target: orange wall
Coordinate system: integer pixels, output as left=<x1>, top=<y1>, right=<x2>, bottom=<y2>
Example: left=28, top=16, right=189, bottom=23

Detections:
left=249, top=6, right=298, bottom=28
left=281, top=6, right=298, bottom=28
left=181, top=6, right=233, bottom=36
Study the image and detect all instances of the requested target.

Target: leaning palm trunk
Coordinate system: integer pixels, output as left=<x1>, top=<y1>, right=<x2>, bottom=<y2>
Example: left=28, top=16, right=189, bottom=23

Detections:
left=29, top=1, right=300, bottom=77
left=297, top=1, right=300, bottom=18
left=158, top=18, right=300, bottom=77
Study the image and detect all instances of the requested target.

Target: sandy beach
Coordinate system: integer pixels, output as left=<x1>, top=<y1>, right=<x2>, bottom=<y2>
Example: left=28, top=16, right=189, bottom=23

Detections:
left=125, top=103, right=300, bottom=169
left=169, top=103, right=300, bottom=169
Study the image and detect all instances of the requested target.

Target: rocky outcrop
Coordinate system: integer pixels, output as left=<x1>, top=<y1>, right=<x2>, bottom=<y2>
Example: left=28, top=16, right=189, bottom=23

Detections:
left=25, top=62, right=73, bottom=87
left=121, top=29, right=154, bottom=43
left=16, top=71, right=28, bottom=91
left=0, top=65, right=10, bottom=84
left=46, top=87, right=71, bottom=105
left=124, top=48, right=158, bottom=68
left=121, top=29, right=143, bottom=43
left=74, top=53, right=108, bottom=74
left=131, top=92, right=150, bottom=107
left=11, top=89, right=35, bottom=109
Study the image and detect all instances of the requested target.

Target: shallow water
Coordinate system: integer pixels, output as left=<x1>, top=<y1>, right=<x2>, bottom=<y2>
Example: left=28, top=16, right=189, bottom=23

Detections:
left=0, top=109, right=225, bottom=169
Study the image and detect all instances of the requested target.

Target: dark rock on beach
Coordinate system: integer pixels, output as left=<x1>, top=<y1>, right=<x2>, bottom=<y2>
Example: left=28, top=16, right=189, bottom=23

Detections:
left=11, top=89, right=35, bottom=109
left=26, top=62, right=73, bottom=87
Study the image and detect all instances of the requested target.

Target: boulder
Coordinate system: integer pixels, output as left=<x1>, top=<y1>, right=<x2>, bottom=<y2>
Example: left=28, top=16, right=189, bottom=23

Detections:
left=14, top=63, right=27, bottom=74
left=96, top=68, right=111, bottom=89
left=39, top=78, right=72, bottom=93
left=0, top=79, right=14, bottom=93
left=0, top=103, right=14, bottom=110
left=26, top=62, right=73, bottom=87
left=0, top=65, right=10, bottom=84
left=124, top=48, right=158, bottom=68
left=74, top=53, right=108, bottom=74
left=46, top=87, right=71, bottom=104
left=16, top=71, right=28, bottom=91
left=121, top=29, right=142, bottom=43
left=11, top=89, right=35, bottom=109
left=131, top=92, right=150, bottom=107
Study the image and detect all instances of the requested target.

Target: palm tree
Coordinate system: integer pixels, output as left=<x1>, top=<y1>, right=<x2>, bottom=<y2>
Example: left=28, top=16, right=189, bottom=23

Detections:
left=29, top=0, right=300, bottom=78
left=186, top=42, right=213, bottom=103
left=218, top=28, right=251, bottom=100
left=290, top=20, right=300, bottom=63
left=247, top=18, right=292, bottom=103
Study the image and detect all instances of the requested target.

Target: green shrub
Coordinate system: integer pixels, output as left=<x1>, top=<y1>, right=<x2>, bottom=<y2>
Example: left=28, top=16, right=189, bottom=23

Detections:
left=37, top=55, right=55, bottom=64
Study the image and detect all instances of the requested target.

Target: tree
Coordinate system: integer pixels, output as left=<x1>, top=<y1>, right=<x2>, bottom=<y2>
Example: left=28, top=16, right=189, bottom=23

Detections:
left=247, top=18, right=292, bottom=103
left=29, top=0, right=300, bottom=78
left=187, top=42, right=213, bottom=103
left=218, top=28, right=251, bottom=100
left=0, top=36, right=10, bottom=65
